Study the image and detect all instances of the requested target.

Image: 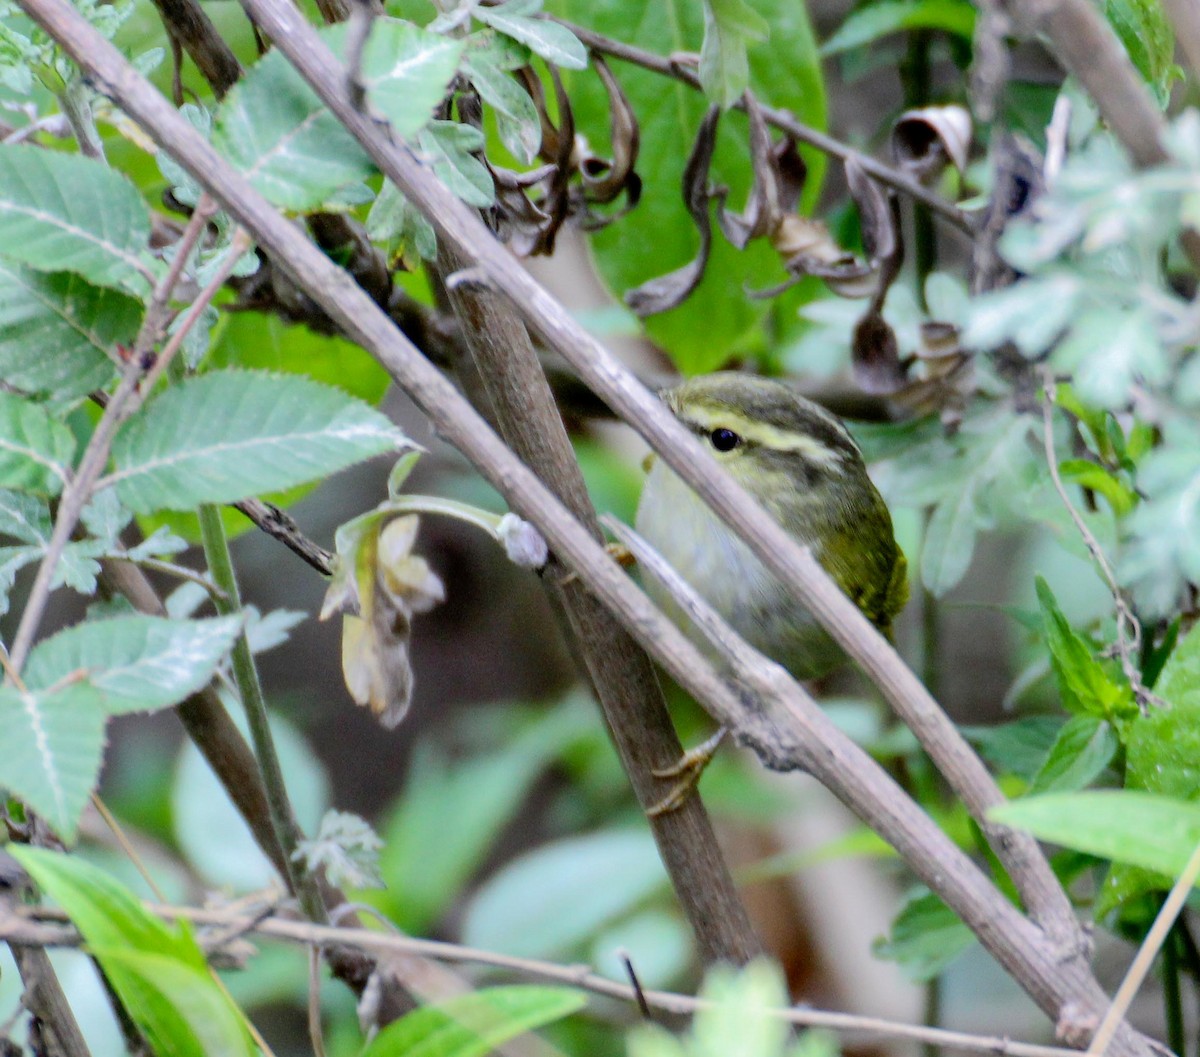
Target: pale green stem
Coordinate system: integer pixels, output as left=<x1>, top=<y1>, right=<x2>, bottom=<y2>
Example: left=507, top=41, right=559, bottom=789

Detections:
left=198, top=503, right=322, bottom=919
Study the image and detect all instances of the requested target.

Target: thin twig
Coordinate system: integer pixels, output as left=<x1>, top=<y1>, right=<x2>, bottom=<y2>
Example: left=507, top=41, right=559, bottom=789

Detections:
left=1086, top=840, right=1200, bottom=1057
left=1, top=900, right=1101, bottom=1057
left=309, top=946, right=328, bottom=1057
left=116, top=555, right=229, bottom=602
left=233, top=498, right=334, bottom=576
left=6, top=198, right=216, bottom=672
left=1039, top=379, right=1158, bottom=710
left=553, top=18, right=973, bottom=235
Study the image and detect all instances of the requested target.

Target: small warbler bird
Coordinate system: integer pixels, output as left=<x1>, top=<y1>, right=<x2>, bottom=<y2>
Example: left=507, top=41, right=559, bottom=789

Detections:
left=636, top=372, right=908, bottom=683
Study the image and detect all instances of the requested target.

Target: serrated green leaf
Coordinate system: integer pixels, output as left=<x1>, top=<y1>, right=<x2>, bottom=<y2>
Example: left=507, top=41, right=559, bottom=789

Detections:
left=474, top=0, right=587, bottom=69
left=991, top=790, right=1200, bottom=881
left=0, top=145, right=152, bottom=294
left=417, top=121, right=495, bottom=206
left=821, top=0, right=975, bottom=55
left=0, top=487, right=51, bottom=544
left=872, top=888, right=973, bottom=981
left=359, top=19, right=465, bottom=135
left=0, top=262, right=133, bottom=401
left=0, top=683, right=106, bottom=840
left=543, top=0, right=826, bottom=371
left=107, top=370, right=410, bottom=513
left=1029, top=715, right=1118, bottom=793
left=24, top=614, right=242, bottom=715
left=0, top=391, right=75, bottom=496
left=363, top=986, right=586, bottom=1057
left=213, top=42, right=375, bottom=211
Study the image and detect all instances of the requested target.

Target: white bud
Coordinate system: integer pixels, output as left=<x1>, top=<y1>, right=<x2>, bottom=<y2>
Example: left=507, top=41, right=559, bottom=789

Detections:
left=497, top=513, right=549, bottom=570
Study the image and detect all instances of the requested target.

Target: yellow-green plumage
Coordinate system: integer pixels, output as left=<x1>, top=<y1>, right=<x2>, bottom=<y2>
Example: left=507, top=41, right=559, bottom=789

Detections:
left=635, top=372, right=908, bottom=679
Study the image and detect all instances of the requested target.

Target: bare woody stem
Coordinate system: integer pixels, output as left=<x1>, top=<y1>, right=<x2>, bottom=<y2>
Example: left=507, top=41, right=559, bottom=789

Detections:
left=228, top=0, right=1083, bottom=957
left=434, top=245, right=761, bottom=965
left=21, top=8, right=1160, bottom=1051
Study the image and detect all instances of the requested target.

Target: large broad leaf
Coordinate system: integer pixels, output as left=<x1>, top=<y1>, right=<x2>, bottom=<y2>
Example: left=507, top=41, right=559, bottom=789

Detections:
left=462, top=829, right=666, bottom=957
left=992, top=790, right=1200, bottom=882
left=0, top=683, right=106, bottom=840
left=0, top=263, right=133, bottom=401
left=106, top=370, right=410, bottom=513
left=1104, top=0, right=1176, bottom=107
left=0, top=391, right=75, bottom=496
left=0, top=145, right=152, bottom=294
left=474, top=0, right=587, bottom=69
left=544, top=0, right=827, bottom=372
left=821, top=0, right=976, bottom=55
left=213, top=20, right=461, bottom=211
left=362, top=986, right=586, bottom=1057
left=23, top=615, right=242, bottom=715
left=9, top=849, right=253, bottom=1057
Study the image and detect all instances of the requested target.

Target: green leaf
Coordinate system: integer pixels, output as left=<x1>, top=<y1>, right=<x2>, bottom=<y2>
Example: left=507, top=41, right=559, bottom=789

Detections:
left=1029, top=715, right=1118, bottom=793
left=699, top=0, right=769, bottom=109
left=821, top=0, right=976, bottom=55
left=90, top=950, right=256, bottom=1057
left=10, top=847, right=205, bottom=963
left=963, top=716, right=1065, bottom=783
left=921, top=481, right=978, bottom=596
left=362, top=986, right=586, bottom=1057
left=0, top=145, right=152, bottom=294
left=13, top=851, right=252, bottom=1057
left=0, top=683, right=106, bottom=840
left=543, top=0, right=826, bottom=372
left=474, top=0, right=587, bottom=69
left=359, top=19, right=465, bottom=134
left=1035, top=577, right=1132, bottom=719
left=464, top=46, right=541, bottom=163
left=0, top=391, right=75, bottom=495
left=1104, top=0, right=1176, bottom=107
left=416, top=121, right=495, bottom=207
left=991, top=790, right=1200, bottom=880
left=0, top=263, right=134, bottom=401
left=1057, top=458, right=1137, bottom=517
left=462, top=829, right=666, bottom=958
left=23, top=614, right=242, bottom=715
left=377, top=738, right=552, bottom=932
left=213, top=41, right=375, bottom=211
left=107, top=370, right=410, bottom=513
left=873, top=888, right=974, bottom=981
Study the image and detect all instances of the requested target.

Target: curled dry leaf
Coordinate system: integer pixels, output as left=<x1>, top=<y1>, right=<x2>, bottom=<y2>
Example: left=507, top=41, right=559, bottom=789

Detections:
left=717, top=93, right=782, bottom=249
left=322, top=513, right=445, bottom=729
left=891, top=105, right=972, bottom=182
left=577, top=55, right=642, bottom=209
left=625, top=106, right=721, bottom=316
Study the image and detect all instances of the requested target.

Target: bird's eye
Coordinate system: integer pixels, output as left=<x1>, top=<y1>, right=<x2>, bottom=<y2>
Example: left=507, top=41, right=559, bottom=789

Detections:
left=709, top=428, right=741, bottom=452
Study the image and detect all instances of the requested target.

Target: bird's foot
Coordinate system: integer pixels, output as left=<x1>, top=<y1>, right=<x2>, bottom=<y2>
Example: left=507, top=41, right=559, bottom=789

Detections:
left=647, top=727, right=729, bottom=816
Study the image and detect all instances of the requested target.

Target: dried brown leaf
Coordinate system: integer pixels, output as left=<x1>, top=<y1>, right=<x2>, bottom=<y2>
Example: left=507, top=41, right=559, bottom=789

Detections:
left=625, top=106, right=720, bottom=316
left=891, top=105, right=972, bottom=182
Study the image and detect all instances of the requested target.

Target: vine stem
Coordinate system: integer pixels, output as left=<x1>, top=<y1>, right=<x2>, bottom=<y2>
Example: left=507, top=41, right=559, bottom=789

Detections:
left=196, top=504, right=318, bottom=917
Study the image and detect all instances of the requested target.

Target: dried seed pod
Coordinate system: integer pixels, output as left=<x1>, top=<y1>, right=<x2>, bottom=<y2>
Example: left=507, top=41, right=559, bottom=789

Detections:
left=891, top=105, right=972, bottom=181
